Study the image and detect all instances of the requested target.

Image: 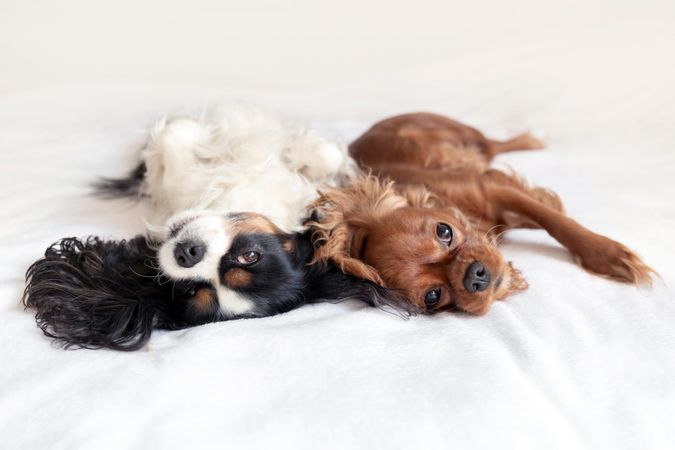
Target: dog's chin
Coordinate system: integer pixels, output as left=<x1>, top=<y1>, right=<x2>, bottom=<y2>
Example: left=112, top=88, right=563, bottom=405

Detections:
left=494, top=262, right=528, bottom=301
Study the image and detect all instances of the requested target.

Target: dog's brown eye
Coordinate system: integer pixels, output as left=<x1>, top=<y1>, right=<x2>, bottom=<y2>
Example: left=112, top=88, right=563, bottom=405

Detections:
left=436, top=223, right=453, bottom=244
left=237, top=251, right=261, bottom=265
left=424, top=288, right=442, bottom=308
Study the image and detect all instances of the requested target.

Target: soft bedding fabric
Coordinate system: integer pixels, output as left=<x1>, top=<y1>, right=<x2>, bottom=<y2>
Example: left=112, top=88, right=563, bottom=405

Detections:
left=1, top=31, right=674, bottom=450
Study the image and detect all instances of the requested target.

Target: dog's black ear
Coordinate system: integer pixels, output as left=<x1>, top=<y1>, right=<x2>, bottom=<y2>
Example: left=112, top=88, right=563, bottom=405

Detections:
left=288, top=230, right=419, bottom=316
left=303, top=261, right=420, bottom=317
left=23, top=236, right=170, bottom=351
left=345, top=278, right=420, bottom=317
left=282, top=229, right=315, bottom=265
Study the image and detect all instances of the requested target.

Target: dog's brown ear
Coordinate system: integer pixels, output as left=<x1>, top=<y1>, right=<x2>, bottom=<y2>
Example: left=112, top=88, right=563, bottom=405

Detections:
left=308, top=175, right=409, bottom=286
left=312, top=221, right=384, bottom=285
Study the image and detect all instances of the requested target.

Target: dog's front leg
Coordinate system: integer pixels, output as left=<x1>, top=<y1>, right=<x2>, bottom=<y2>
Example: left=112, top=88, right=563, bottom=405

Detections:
left=485, top=185, right=655, bottom=285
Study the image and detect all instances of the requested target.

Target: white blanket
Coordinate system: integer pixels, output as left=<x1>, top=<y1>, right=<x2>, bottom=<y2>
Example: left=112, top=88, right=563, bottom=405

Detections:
left=1, top=23, right=674, bottom=448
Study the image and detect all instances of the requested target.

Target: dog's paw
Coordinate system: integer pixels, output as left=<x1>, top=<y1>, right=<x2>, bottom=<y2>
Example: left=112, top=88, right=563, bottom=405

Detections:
left=574, top=235, right=656, bottom=285
left=150, top=117, right=213, bottom=160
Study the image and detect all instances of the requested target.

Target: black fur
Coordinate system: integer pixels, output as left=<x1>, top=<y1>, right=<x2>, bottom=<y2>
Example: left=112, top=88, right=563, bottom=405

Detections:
left=93, top=162, right=146, bottom=198
left=22, top=236, right=215, bottom=351
left=288, top=231, right=417, bottom=314
left=23, top=231, right=415, bottom=351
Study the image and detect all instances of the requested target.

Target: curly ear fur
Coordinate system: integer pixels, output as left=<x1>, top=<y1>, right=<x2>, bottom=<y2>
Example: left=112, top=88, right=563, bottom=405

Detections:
left=308, top=175, right=412, bottom=285
left=22, top=236, right=192, bottom=351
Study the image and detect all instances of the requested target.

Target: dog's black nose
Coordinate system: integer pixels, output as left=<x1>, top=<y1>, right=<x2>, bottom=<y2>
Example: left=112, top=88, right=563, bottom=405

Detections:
left=174, top=241, right=206, bottom=268
left=463, top=261, right=491, bottom=293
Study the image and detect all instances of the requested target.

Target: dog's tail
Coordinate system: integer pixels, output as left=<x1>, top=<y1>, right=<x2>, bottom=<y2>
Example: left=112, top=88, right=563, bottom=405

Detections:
left=23, top=236, right=167, bottom=351
left=486, top=132, right=545, bottom=157
left=93, top=162, right=146, bottom=199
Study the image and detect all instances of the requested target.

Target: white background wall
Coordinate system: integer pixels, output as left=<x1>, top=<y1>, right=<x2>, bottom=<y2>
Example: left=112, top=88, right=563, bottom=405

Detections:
left=2, top=0, right=674, bottom=101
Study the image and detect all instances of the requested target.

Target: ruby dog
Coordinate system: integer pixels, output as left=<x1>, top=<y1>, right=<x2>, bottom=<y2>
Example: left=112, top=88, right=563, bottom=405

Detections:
left=309, top=113, right=655, bottom=315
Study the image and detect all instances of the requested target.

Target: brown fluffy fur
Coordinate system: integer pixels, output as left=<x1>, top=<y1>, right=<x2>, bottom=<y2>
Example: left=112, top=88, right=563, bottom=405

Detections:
left=309, top=112, right=655, bottom=315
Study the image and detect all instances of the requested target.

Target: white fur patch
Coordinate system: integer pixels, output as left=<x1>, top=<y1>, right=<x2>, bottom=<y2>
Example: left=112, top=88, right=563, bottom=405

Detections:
left=215, top=286, right=256, bottom=316
left=140, top=106, right=356, bottom=233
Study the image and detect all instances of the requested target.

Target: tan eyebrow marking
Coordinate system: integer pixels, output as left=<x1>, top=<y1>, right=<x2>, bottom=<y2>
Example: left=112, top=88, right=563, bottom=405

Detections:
left=223, top=267, right=253, bottom=288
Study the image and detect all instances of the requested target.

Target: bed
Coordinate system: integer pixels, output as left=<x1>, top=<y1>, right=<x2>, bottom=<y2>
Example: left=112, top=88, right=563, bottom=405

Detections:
left=1, top=61, right=674, bottom=450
